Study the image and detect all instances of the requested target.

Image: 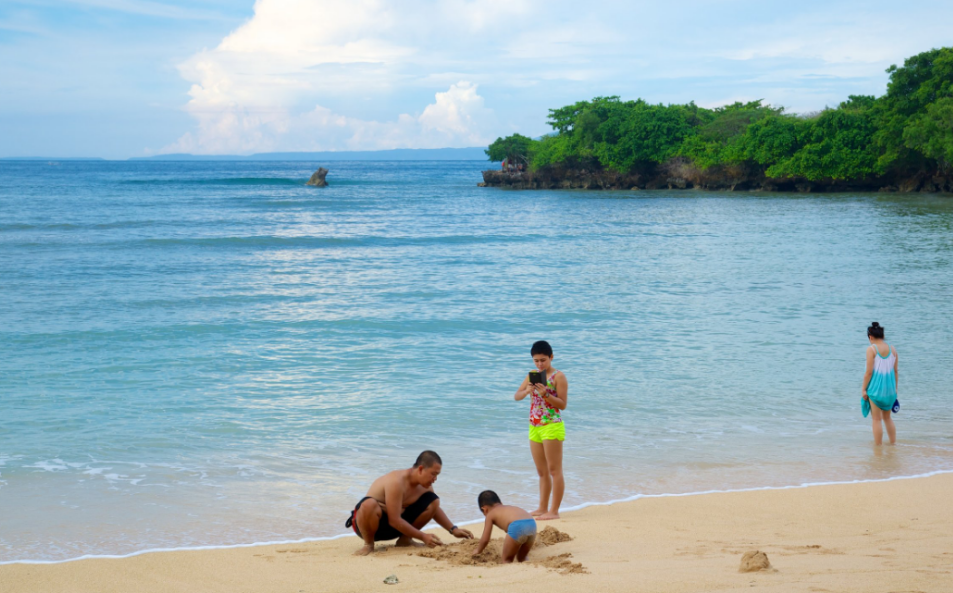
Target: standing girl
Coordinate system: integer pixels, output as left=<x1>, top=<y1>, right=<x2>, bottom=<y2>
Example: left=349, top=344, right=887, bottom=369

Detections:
left=861, top=322, right=899, bottom=445
left=514, top=340, right=568, bottom=520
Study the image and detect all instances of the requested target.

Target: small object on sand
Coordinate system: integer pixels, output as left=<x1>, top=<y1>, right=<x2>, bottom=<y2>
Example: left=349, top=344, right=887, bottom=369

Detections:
left=739, top=550, right=771, bottom=573
left=383, top=574, right=399, bottom=585
left=306, top=167, right=329, bottom=187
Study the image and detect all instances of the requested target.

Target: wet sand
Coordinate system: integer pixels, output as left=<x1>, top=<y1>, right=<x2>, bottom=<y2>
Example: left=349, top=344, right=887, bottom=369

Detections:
left=4, top=473, right=952, bottom=593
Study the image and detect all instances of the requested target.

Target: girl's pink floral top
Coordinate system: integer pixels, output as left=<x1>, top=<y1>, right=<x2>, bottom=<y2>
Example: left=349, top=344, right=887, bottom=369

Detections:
left=529, top=370, right=562, bottom=427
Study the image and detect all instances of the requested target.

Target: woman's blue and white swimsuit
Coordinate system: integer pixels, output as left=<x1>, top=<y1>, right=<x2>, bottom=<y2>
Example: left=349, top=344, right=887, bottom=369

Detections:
left=863, top=344, right=898, bottom=417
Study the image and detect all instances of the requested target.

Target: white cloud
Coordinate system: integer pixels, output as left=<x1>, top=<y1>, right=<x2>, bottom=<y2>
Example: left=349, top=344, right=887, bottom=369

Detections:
left=164, top=81, right=495, bottom=154
left=162, top=0, right=953, bottom=154
left=168, top=0, right=511, bottom=153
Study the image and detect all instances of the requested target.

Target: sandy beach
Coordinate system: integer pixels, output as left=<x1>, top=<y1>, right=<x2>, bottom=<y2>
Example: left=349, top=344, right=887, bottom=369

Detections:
left=5, top=472, right=952, bottom=593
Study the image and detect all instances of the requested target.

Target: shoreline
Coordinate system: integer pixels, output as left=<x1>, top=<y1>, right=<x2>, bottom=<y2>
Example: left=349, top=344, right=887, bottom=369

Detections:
left=5, top=468, right=952, bottom=567
left=6, top=472, right=952, bottom=592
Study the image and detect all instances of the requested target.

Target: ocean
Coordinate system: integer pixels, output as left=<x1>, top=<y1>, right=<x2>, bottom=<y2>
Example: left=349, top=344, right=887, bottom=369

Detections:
left=1, top=160, right=952, bottom=563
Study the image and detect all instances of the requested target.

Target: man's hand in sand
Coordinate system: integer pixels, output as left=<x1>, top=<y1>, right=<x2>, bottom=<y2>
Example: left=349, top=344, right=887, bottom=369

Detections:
left=449, top=527, right=474, bottom=540
left=422, top=533, right=444, bottom=548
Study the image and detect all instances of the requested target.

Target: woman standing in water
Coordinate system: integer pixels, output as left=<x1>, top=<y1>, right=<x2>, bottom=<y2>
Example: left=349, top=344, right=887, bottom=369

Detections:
left=862, top=322, right=899, bottom=445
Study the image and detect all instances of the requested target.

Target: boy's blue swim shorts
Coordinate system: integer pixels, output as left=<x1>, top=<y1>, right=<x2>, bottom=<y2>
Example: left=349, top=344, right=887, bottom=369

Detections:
left=506, top=518, right=537, bottom=544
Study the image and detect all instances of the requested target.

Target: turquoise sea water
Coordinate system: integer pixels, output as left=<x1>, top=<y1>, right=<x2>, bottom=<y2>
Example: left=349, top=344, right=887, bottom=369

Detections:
left=1, top=160, right=952, bottom=563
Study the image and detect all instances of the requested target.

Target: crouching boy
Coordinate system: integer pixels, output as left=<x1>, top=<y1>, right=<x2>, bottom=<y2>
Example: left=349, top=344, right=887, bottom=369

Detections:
left=472, top=490, right=537, bottom=563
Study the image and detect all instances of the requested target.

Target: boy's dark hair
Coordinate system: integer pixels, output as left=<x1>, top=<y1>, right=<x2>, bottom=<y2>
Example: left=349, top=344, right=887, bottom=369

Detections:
left=414, top=450, right=442, bottom=468
left=477, top=490, right=502, bottom=508
left=531, top=340, right=553, bottom=357
left=867, top=322, right=885, bottom=339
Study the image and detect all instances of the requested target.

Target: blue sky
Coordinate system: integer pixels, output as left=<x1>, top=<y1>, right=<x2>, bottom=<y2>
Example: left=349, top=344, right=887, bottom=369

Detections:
left=1, top=0, right=951, bottom=158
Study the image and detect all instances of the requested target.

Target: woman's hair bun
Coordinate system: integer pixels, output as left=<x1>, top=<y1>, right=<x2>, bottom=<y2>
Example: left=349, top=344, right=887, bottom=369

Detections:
left=867, top=322, right=885, bottom=338
left=871, top=322, right=881, bottom=328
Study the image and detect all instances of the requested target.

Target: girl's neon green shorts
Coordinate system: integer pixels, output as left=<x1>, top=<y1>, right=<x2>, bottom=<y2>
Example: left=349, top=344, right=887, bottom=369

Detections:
left=528, top=422, right=566, bottom=443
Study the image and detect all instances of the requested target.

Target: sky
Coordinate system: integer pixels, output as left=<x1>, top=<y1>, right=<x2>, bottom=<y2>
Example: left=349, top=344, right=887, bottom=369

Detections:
left=1, top=0, right=951, bottom=158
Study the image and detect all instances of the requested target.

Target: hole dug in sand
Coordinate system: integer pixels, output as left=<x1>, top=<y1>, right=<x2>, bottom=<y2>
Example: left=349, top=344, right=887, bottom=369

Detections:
left=415, top=527, right=587, bottom=574
left=739, top=550, right=773, bottom=573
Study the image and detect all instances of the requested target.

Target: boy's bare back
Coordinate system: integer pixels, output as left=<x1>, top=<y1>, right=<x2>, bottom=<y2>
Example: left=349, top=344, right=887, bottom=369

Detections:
left=487, top=504, right=533, bottom=532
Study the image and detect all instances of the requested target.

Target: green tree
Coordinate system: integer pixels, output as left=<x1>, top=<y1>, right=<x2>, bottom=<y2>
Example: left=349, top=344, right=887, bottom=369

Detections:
left=767, top=107, right=877, bottom=180
left=874, top=47, right=953, bottom=171
left=903, top=97, right=953, bottom=170
left=485, top=134, right=537, bottom=164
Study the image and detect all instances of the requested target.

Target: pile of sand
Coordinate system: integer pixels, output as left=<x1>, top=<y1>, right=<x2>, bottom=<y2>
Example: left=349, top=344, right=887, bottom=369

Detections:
left=536, top=526, right=574, bottom=546
left=535, top=552, right=588, bottom=575
left=738, top=550, right=772, bottom=573
left=414, top=527, right=586, bottom=574
left=415, top=539, right=502, bottom=566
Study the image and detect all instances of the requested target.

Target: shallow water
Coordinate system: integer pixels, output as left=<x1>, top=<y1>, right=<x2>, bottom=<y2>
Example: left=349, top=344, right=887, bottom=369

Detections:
left=1, top=160, right=952, bottom=562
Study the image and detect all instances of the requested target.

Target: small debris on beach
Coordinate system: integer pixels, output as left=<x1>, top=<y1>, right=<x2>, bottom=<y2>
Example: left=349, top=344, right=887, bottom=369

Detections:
left=739, top=550, right=772, bottom=572
left=383, top=574, right=399, bottom=585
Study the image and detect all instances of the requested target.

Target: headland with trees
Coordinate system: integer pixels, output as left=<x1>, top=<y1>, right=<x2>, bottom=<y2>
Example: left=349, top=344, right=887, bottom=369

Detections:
left=483, top=47, right=953, bottom=193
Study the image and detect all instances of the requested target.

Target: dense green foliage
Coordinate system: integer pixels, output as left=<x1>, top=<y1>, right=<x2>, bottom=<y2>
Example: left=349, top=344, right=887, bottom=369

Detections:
left=486, top=47, right=953, bottom=181
left=483, top=133, right=534, bottom=164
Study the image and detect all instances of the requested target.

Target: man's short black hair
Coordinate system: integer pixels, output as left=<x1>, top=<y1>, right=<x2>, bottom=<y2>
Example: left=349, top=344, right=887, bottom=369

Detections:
left=477, top=490, right=502, bottom=508
left=531, top=340, right=553, bottom=357
left=414, top=450, right=442, bottom=468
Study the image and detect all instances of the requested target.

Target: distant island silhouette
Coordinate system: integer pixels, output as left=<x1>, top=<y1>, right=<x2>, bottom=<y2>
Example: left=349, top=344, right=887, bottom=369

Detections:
left=130, top=148, right=488, bottom=161
left=1, top=148, right=488, bottom=162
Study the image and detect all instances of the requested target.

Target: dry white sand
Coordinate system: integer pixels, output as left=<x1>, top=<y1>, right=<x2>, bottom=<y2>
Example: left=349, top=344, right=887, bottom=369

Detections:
left=5, top=473, right=953, bottom=593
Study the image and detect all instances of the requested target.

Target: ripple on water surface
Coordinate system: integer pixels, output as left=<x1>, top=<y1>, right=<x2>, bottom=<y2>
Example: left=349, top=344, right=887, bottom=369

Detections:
left=1, top=160, right=953, bottom=562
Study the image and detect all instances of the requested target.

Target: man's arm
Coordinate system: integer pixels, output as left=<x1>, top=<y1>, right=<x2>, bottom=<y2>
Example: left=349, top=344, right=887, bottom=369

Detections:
left=433, top=504, right=474, bottom=539
left=383, top=480, right=436, bottom=545
left=472, top=515, right=494, bottom=556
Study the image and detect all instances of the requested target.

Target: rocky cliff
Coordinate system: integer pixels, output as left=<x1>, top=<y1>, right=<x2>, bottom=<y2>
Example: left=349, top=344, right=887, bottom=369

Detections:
left=481, top=161, right=953, bottom=193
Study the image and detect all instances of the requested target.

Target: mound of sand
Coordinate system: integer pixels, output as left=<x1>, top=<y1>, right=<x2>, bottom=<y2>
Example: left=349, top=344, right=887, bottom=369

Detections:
left=739, top=550, right=772, bottom=573
left=534, top=552, right=588, bottom=575
left=535, top=526, right=573, bottom=546
left=415, top=539, right=502, bottom=566
left=414, top=527, right=585, bottom=574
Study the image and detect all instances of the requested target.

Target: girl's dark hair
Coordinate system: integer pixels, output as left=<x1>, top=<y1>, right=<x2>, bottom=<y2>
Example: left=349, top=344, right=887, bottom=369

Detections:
left=867, top=322, right=885, bottom=339
left=531, top=340, right=553, bottom=357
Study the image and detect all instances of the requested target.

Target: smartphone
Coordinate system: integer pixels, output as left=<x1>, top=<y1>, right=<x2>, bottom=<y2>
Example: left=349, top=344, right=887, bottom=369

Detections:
left=528, top=371, right=545, bottom=385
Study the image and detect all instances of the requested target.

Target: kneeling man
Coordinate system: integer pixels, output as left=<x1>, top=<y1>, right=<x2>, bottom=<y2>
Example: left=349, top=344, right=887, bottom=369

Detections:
left=346, top=450, right=473, bottom=555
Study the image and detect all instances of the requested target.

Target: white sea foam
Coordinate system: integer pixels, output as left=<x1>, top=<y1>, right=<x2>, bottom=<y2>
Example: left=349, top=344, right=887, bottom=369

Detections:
left=3, top=469, right=950, bottom=567
left=25, top=459, right=69, bottom=472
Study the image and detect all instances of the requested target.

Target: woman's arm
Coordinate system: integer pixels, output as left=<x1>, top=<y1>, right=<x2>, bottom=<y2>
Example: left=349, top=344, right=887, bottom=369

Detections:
left=894, top=347, right=899, bottom=392
left=540, top=373, right=569, bottom=410
left=514, top=376, right=532, bottom=401
left=862, top=347, right=874, bottom=400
